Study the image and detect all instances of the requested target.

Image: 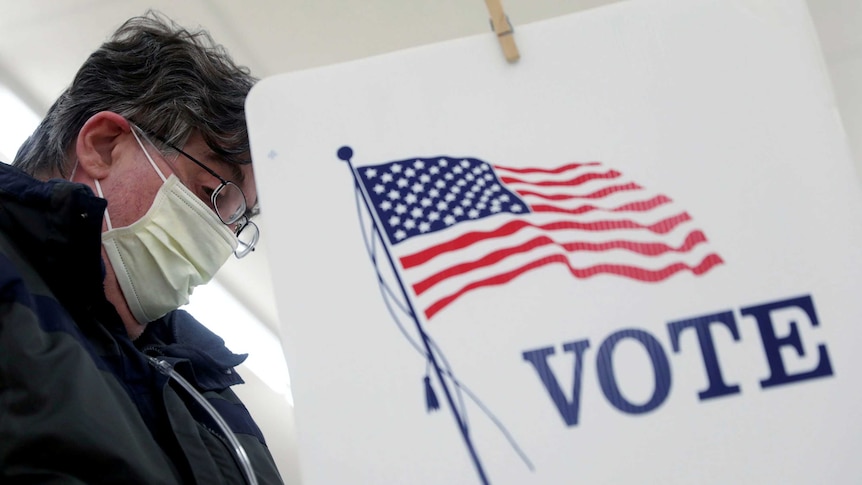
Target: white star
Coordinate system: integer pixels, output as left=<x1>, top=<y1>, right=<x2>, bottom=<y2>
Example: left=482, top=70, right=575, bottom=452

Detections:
left=453, top=166, right=463, bottom=174
left=391, top=163, right=403, bottom=173
left=405, top=168, right=416, bottom=178
left=445, top=193, right=456, bottom=202
left=484, top=173, right=494, bottom=181
left=419, top=222, right=431, bottom=233
left=476, top=202, right=486, bottom=210
left=419, top=174, right=431, bottom=183
left=453, top=207, right=464, bottom=216
left=381, top=173, right=394, bottom=183
left=404, top=193, right=417, bottom=204
left=388, top=190, right=401, bottom=200
left=438, top=159, right=448, bottom=167
left=388, top=215, right=400, bottom=226
left=461, top=198, right=472, bottom=207
left=411, top=207, right=423, bottom=218
left=429, top=166, right=440, bottom=175
left=404, top=219, right=416, bottom=229
left=472, top=166, right=483, bottom=174
left=395, top=230, right=407, bottom=240
left=444, top=215, right=456, bottom=225
left=444, top=173, right=454, bottom=180
left=436, top=201, right=448, bottom=211
left=428, top=188, right=440, bottom=198
left=456, top=179, right=467, bottom=187
left=450, top=186, right=461, bottom=194
left=499, top=194, right=510, bottom=202
left=411, top=183, right=424, bottom=193
left=465, top=173, right=475, bottom=182
left=395, top=204, right=407, bottom=214
left=380, top=201, right=392, bottom=211
left=491, top=184, right=501, bottom=192
left=511, top=204, right=523, bottom=212
left=373, top=184, right=385, bottom=194
left=428, top=211, right=440, bottom=221
left=490, top=205, right=502, bottom=213
left=414, top=160, right=425, bottom=170
left=420, top=198, right=433, bottom=208
left=468, top=209, right=480, bottom=219
left=396, top=178, right=409, bottom=188
left=435, top=180, right=447, bottom=189
left=364, top=168, right=378, bottom=178
left=460, top=159, right=471, bottom=168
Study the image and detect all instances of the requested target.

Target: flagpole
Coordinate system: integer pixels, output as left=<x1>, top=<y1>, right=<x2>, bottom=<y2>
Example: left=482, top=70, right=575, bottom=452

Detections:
left=338, top=146, right=490, bottom=485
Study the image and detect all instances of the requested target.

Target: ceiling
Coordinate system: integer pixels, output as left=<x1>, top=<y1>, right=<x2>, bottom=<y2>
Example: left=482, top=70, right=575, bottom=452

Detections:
left=1, top=1, right=859, bottom=483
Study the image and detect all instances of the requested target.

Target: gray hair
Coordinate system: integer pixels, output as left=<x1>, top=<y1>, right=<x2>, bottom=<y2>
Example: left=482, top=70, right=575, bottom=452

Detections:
left=13, top=11, right=256, bottom=179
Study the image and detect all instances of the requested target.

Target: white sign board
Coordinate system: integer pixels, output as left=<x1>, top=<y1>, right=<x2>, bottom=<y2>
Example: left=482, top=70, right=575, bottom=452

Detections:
left=247, top=0, right=862, bottom=483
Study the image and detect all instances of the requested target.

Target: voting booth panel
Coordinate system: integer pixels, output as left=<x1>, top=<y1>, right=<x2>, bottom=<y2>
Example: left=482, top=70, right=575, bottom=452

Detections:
left=246, top=0, right=862, bottom=483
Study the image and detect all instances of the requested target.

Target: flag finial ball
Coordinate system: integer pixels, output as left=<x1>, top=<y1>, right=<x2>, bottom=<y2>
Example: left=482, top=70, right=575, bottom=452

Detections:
left=337, top=146, right=353, bottom=162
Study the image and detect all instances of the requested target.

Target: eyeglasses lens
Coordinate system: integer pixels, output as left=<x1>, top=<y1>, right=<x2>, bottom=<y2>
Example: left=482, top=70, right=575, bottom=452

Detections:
left=213, top=182, right=246, bottom=225
left=235, top=219, right=259, bottom=258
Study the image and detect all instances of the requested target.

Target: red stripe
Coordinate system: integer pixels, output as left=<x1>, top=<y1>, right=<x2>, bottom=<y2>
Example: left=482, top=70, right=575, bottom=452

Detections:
left=412, top=230, right=709, bottom=295
left=530, top=195, right=673, bottom=215
left=500, top=169, right=620, bottom=187
left=493, top=162, right=601, bottom=174
left=400, top=212, right=693, bottom=269
left=513, top=182, right=642, bottom=201
left=423, top=253, right=724, bottom=319
left=613, top=195, right=673, bottom=212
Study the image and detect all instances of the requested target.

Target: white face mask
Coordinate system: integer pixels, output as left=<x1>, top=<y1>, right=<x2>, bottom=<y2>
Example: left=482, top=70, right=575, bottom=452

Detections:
left=94, top=128, right=238, bottom=324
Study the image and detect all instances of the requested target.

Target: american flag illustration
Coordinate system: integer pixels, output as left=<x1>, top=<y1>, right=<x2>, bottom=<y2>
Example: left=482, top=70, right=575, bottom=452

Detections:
left=355, top=156, right=724, bottom=320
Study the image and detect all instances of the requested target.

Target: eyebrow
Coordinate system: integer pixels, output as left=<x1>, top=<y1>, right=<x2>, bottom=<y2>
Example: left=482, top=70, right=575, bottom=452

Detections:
left=204, top=151, right=245, bottom=185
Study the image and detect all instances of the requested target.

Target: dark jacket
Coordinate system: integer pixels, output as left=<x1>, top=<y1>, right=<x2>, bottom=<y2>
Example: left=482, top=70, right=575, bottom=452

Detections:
left=0, top=162, right=283, bottom=484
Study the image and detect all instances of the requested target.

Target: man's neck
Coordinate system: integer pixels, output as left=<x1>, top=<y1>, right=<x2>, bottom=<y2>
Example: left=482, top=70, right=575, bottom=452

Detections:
left=101, top=249, right=147, bottom=340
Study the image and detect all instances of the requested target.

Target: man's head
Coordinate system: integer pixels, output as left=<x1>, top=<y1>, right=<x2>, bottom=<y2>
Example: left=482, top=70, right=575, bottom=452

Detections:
left=14, top=11, right=256, bottom=183
left=13, top=12, right=259, bottom=337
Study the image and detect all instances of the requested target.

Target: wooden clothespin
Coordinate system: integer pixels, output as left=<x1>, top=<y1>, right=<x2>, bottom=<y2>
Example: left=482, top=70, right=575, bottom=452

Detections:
left=484, top=0, right=520, bottom=63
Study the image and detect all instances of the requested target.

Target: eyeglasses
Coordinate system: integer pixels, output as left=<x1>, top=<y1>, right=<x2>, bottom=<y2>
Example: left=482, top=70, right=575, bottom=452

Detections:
left=140, top=128, right=259, bottom=258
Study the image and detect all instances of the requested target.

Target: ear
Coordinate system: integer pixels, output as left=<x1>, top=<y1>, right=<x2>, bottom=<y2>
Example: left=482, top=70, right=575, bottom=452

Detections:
left=74, top=111, right=131, bottom=181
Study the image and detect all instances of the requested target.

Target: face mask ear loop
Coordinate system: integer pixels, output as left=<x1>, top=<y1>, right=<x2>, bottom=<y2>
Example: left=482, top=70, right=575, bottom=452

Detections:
left=68, top=160, right=78, bottom=181
left=130, top=126, right=168, bottom=183
left=93, top=178, right=113, bottom=231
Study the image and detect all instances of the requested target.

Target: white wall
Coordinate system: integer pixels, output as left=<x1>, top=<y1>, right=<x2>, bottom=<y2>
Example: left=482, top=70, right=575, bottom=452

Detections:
left=809, top=0, right=862, bottom=174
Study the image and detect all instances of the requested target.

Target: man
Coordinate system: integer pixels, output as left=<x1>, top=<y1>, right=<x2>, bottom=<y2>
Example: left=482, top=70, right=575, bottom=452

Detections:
left=0, top=12, right=284, bottom=484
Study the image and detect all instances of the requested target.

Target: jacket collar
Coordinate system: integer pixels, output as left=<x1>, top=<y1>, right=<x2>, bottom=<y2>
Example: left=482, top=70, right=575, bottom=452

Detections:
left=137, top=310, right=247, bottom=391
